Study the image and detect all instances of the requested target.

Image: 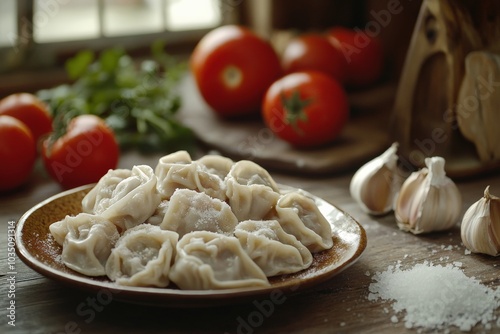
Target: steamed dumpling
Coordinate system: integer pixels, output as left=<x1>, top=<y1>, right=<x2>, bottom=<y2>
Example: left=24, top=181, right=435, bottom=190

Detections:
left=225, top=160, right=281, bottom=221
left=50, top=213, right=120, bottom=276
left=82, top=165, right=161, bottom=231
left=155, top=150, right=192, bottom=199
left=234, top=220, right=313, bottom=277
left=81, top=168, right=132, bottom=214
left=144, top=200, right=170, bottom=226
left=274, top=190, right=333, bottom=252
left=105, top=224, right=179, bottom=287
left=196, top=154, right=234, bottom=180
left=155, top=151, right=227, bottom=200
left=169, top=231, right=269, bottom=290
left=160, top=189, right=237, bottom=237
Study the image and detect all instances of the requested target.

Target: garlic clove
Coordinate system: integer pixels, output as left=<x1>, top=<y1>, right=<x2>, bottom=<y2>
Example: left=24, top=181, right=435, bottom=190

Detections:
left=393, top=168, right=428, bottom=230
left=461, top=186, right=500, bottom=256
left=349, top=142, right=399, bottom=215
left=394, top=156, right=462, bottom=234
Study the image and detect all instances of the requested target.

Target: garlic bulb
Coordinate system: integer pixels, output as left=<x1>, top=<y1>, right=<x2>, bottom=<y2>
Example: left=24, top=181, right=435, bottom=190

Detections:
left=350, top=142, right=399, bottom=215
left=461, top=186, right=500, bottom=256
left=394, top=156, right=462, bottom=234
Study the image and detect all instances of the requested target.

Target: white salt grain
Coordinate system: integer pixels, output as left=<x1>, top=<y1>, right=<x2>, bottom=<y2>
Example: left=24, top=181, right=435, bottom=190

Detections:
left=368, top=261, right=500, bottom=331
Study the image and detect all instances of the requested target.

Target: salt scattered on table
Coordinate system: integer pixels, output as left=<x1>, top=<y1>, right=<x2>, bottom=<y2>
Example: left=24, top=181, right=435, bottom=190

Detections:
left=367, top=261, right=500, bottom=331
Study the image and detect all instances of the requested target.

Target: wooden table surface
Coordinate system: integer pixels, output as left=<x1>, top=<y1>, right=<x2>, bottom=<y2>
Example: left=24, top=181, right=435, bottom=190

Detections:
left=1, top=147, right=500, bottom=334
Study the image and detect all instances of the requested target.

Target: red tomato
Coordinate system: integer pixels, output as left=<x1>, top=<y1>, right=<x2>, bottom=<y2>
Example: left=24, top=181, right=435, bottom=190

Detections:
left=0, top=115, right=36, bottom=192
left=191, top=25, right=282, bottom=117
left=281, top=33, right=347, bottom=83
left=326, top=27, right=383, bottom=88
left=262, top=71, right=349, bottom=148
left=0, top=93, right=53, bottom=144
left=42, top=114, right=119, bottom=189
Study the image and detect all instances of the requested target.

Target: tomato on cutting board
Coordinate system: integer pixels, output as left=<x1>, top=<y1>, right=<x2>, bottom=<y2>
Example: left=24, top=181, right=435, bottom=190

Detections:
left=262, top=71, right=349, bottom=148
left=326, top=27, right=384, bottom=88
left=190, top=25, right=282, bottom=118
left=281, top=33, right=347, bottom=83
left=0, top=92, right=53, bottom=145
left=42, top=114, right=119, bottom=189
left=0, top=115, right=37, bottom=192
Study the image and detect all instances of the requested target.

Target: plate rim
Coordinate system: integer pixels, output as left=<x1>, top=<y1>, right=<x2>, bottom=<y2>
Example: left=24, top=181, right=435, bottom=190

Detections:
left=15, top=184, right=367, bottom=307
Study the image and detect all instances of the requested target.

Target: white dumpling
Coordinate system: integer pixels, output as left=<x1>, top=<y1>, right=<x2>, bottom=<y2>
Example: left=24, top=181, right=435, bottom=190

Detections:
left=157, top=150, right=192, bottom=165
left=169, top=231, right=269, bottom=290
left=155, top=151, right=226, bottom=200
left=225, top=160, right=281, bottom=221
left=154, top=150, right=191, bottom=198
left=51, top=213, right=120, bottom=276
left=274, top=191, right=333, bottom=253
left=49, top=217, right=71, bottom=246
left=160, top=189, right=237, bottom=237
left=81, top=168, right=132, bottom=214
left=82, top=165, right=161, bottom=231
left=144, top=200, right=169, bottom=226
left=196, top=154, right=234, bottom=180
left=234, top=220, right=313, bottom=277
left=105, top=224, right=178, bottom=287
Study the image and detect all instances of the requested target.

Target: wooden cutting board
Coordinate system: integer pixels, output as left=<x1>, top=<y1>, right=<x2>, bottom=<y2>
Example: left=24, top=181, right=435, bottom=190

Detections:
left=178, top=74, right=393, bottom=175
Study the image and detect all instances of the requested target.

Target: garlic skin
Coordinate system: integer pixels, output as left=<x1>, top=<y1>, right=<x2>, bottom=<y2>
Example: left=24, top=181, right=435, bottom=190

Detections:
left=350, top=142, right=399, bottom=215
left=394, top=156, right=462, bottom=234
left=461, top=186, right=500, bottom=256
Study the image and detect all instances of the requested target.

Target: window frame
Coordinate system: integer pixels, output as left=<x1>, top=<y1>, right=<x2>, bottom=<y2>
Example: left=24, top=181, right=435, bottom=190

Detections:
left=0, top=0, right=237, bottom=74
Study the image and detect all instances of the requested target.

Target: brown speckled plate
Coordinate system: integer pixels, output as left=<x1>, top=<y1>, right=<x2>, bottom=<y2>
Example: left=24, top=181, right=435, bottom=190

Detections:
left=15, top=184, right=367, bottom=307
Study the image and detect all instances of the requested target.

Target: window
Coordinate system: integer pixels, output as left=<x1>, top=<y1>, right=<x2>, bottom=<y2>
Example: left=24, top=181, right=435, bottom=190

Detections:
left=0, top=0, right=235, bottom=73
left=0, top=0, right=17, bottom=48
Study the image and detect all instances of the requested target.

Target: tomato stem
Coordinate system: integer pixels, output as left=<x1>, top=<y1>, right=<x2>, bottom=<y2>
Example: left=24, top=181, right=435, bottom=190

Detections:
left=280, top=90, right=312, bottom=135
left=222, top=65, right=243, bottom=89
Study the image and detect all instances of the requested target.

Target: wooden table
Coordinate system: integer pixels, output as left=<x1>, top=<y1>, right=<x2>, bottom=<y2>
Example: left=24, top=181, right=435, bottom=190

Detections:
left=1, top=148, right=500, bottom=334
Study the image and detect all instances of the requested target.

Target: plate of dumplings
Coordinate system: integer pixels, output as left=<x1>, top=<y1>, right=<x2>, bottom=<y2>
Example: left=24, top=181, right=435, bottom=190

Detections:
left=15, top=151, right=367, bottom=307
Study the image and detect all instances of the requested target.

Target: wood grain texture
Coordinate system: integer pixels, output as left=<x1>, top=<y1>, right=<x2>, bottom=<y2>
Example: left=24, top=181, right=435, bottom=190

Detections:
left=391, top=0, right=500, bottom=177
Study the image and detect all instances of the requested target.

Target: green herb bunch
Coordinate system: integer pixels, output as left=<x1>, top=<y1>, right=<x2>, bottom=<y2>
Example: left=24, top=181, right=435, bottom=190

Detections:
left=38, top=41, right=194, bottom=153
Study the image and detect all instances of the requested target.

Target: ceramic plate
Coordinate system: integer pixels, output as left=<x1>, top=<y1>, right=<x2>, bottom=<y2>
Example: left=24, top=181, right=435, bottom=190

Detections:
left=15, top=184, right=367, bottom=308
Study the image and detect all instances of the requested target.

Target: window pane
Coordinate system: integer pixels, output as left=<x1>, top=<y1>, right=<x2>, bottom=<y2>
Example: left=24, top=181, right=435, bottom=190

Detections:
left=165, top=0, right=221, bottom=31
left=34, top=0, right=100, bottom=42
left=103, top=0, right=163, bottom=36
left=0, top=0, right=17, bottom=47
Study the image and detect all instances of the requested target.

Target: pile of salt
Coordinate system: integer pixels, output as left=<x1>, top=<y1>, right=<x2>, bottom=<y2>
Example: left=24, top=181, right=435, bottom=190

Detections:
left=368, top=261, right=500, bottom=331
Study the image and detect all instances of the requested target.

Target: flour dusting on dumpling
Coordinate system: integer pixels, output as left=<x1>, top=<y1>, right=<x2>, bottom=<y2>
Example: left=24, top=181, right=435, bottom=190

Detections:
left=169, top=231, right=269, bottom=290
left=160, top=189, right=237, bottom=237
left=50, top=213, right=120, bottom=276
left=235, top=219, right=313, bottom=276
left=155, top=151, right=227, bottom=200
left=105, top=224, right=178, bottom=287
left=225, top=160, right=281, bottom=221
left=82, top=165, right=161, bottom=231
left=273, top=191, right=333, bottom=252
